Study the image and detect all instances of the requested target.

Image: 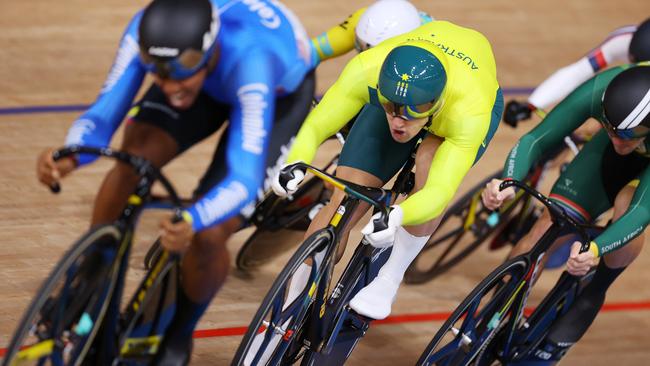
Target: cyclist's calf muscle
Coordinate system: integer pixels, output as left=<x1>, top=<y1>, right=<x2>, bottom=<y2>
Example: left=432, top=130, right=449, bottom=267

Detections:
left=181, top=216, right=241, bottom=302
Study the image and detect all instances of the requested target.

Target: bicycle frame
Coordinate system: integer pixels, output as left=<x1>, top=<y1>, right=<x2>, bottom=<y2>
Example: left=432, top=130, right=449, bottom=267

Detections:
left=275, top=156, right=415, bottom=363
left=32, top=146, right=182, bottom=365
left=465, top=180, right=599, bottom=364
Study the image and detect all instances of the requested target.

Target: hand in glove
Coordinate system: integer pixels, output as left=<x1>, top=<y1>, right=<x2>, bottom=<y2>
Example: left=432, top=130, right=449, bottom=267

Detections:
left=272, top=162, right=306, bottom=197
left=361, top=205, right=403, bottom=248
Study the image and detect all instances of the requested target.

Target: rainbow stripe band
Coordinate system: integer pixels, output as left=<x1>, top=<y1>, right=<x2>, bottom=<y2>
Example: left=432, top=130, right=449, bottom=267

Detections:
left=548, top=193, right=591, bottom=222
left=588, top=49, right=608, bottom=72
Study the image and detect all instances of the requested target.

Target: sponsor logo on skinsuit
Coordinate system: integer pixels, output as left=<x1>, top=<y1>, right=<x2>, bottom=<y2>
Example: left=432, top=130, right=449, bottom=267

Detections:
left=242, top=0, right=281, bottom=29
left=238, top=83, right=269, bottom=155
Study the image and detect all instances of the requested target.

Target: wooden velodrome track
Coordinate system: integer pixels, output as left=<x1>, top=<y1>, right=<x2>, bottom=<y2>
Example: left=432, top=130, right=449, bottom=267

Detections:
left=2, top=0, right=650, bottom=365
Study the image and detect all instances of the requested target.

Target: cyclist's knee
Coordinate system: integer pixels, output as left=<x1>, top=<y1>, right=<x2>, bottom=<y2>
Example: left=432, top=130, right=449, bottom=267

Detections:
left=612, top=185, right=636, bottom=221
left=109, top=161, right=141, bottom=186
left=192, top=217, right=240, bottom=255
left=121, top=122, right=178, bottom=167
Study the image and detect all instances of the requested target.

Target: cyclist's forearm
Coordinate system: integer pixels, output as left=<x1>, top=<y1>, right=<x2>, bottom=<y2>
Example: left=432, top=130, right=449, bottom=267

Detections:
left=505, top=80, right=595, bottom=180
left=186, top=174, right=257, bottom=232
left=528, top=58, right=595, bottom=109
left=286, top=124, right=323, bottom=164
left=287, top=57, right=367, bottom=164
left=310, top=7, right=365, bottom=64
left=502, top=135, right=543, bottom=181
left=400, top=142, right=473, bottom=225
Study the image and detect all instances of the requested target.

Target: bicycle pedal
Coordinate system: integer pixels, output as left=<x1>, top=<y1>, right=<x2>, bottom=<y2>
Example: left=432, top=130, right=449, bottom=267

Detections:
left=346, top=308, right=372, bottom=330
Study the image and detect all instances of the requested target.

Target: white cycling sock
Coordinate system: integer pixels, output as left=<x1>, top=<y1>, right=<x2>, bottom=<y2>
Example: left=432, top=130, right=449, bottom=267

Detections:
left=378, top=226, right=430, bottom=284
left=349, top=226, right=429, bottom=319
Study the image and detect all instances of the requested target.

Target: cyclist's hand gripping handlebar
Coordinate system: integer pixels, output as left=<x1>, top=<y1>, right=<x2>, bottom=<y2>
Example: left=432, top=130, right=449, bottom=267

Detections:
left=499, top=179, right=591, bottom=254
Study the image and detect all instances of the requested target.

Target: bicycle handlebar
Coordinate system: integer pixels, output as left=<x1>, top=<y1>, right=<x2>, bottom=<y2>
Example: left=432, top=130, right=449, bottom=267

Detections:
left=51, top=146, right=184, bottom=213
left=281, top=162, right=391, bottom=229
left=499, top=179, right=591, bottom=253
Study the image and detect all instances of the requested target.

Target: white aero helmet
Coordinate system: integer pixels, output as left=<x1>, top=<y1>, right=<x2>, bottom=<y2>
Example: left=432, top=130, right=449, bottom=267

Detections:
left=354, top=0, right=425, bottom=51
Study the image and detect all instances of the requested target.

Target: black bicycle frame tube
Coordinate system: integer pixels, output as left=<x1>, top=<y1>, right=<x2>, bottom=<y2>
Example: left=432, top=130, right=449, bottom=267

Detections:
left=304, top=195, right=362, bottom=352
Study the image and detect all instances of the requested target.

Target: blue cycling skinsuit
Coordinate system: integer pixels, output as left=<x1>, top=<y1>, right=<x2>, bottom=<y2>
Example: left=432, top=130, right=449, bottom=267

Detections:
left=64, top=0, right=316, bottom=232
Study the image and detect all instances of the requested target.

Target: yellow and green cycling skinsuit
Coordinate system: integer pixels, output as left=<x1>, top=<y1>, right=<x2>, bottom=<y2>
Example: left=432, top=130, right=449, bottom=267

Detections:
left=309, top=8, right=434, bottom=64
left=289, top=21, right=503, bottom=226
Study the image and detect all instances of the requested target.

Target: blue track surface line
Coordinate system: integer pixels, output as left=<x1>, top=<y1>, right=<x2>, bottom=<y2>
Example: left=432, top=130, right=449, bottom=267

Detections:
left=0, top=87, right=534, bottom=116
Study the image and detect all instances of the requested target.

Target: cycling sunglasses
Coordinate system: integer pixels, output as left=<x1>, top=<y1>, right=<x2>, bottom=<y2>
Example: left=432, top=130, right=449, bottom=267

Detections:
left=140, top=48, right=211, bottom=80
left=378, top=91, right=442, bottom=121
left=600, top=114, right=650, bottom=139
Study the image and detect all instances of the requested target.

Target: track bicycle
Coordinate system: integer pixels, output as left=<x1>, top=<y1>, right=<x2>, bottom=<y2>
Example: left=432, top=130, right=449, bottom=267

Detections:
left=2, top=146, right=187, bottom=366
left=416, top=179, right=603, bottom=366
left=404, top=118, right=585, bottom=284
left=231, top=153, right=416, bottom=366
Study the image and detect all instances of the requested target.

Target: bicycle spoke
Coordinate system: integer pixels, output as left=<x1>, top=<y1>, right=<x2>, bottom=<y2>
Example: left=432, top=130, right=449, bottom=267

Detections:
left=423, top=227, right=465, bottom=252
left=458, top=298, right=481, bottom=337
left=431, top=234, right=465, bottom=272
left=436, top=336, right=468, bottom=365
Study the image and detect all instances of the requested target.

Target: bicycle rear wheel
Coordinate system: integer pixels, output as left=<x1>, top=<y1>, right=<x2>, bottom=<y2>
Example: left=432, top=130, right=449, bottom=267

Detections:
left=236, top=176, right=328, bottom=272
left=417, top=257, right=528, bottom=366
left=405, top=170, right=506, bottom=284
left=3, top=225, right=124, bottom=366
left=231, top=229, right=333, bottom=366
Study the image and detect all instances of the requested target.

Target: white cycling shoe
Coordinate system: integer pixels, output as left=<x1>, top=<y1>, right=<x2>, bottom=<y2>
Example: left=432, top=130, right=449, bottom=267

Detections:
left=349, top=226, right=431, bottom=320
left=349, top=275, right=400, bottom=320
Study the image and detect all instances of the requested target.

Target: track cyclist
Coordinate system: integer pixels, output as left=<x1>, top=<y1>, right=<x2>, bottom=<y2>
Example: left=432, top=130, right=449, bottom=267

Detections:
left=505, top=17, right=650, bottom=125
left=482, top=63, right=650, bottom=364
left=240, top=0, right=434, bottom=264
left=273, top=20, right=503, bottom=321
left=310, top=0, right=433, bottom=63
left=35, top=0, right=315, bottom=364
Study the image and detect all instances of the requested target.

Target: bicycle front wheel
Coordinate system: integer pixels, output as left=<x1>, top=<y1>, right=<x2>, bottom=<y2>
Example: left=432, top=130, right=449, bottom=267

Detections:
left=231, top=229, right=333, bottom=366
left=3, top=224, right=124, bottom=366
left=417, top=257, right=528, bottom=366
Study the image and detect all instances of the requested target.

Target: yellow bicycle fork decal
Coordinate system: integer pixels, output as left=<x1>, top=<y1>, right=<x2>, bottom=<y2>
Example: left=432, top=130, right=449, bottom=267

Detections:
left=12, top=340, right=55, bottom=364
left=120, top=335, right=162, bottom=356
left=132, top=249, right=170, bottom=312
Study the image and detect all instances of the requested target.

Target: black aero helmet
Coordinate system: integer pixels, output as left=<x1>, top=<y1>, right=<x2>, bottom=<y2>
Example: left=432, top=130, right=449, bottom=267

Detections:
left=139, top=0, right=219, bottom=79
left=602, top=65, right=650, bottom=138
left=630, top=18, right=650, bottom=62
